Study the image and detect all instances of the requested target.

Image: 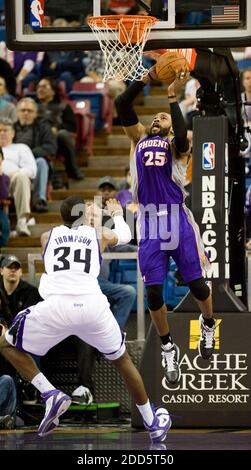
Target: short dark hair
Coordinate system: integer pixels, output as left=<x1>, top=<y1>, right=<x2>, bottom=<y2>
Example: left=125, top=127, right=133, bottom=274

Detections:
left=0, top=147, right=3, bottom=159
left=60, top=195, right=86, bottom=227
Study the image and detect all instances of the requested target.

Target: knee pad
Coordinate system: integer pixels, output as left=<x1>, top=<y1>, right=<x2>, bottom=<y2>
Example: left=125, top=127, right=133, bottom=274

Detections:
left=146, top=284, right=164, bottom=311
left=188, top=277, right=210, bottom=301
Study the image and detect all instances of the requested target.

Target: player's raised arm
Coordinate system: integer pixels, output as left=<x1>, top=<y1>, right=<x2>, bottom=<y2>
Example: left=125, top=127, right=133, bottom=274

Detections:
left=98, top=199, right=131, bottom=252
left=167, top=70, right=191, bottom=161
left=115, top=65, right=158, bottom=148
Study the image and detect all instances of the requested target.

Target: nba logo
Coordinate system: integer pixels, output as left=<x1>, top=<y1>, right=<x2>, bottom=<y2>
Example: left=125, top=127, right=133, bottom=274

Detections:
left=202, top=143, right=215, bottom=170
left=30, top=0, right=44, bottom=28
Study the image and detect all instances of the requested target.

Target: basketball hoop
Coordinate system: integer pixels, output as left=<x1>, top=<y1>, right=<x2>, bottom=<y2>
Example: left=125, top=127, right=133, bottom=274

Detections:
left=88, top=15, right=157, bottom=82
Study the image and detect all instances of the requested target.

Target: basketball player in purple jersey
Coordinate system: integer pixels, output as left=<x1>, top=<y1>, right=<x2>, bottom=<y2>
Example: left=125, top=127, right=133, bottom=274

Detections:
left=115, top=65, right=216, bottom=384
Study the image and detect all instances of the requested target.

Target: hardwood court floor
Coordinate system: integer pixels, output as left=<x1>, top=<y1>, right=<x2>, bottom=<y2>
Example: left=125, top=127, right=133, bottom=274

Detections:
left=0, top=425, right=251, bottom=450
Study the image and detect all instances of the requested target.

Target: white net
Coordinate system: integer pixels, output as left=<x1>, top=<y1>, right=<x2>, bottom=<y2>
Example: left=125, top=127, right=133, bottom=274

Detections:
left=88, top=15, right=157, bottom=82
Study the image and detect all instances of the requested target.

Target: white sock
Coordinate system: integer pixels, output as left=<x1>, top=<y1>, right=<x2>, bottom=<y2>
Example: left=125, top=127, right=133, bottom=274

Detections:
left=31, top=373, right=55, bottom=394
left=136, top=399, right=154, bottom=426
left=162, top=342, right=173, bottom=351
left=17, top=217, right=26, bottom=224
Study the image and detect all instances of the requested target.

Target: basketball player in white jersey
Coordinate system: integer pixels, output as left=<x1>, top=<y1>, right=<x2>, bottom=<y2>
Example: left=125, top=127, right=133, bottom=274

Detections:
left=0, top=196, right=171, bottom=443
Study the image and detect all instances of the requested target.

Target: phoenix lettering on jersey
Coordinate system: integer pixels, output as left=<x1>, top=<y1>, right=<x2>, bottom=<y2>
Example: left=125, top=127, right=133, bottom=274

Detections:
left=54, top=235, right=92, bottom=246
left=138, top=139, right=169, bottom=151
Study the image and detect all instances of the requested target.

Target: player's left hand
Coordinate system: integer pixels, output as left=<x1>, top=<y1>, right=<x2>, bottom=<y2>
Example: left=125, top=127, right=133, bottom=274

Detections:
left=168, top=67, right=190, bottom=96
left=105, top=199, right=123, bottom=218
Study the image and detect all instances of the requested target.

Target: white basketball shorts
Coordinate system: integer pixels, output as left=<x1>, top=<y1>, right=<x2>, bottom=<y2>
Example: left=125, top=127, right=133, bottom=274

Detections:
left=5, top=292, right=125, bottom=360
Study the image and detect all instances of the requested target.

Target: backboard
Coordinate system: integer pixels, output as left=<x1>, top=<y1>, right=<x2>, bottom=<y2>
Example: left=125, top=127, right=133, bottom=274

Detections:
left=5, top=0, right=251, bottom=50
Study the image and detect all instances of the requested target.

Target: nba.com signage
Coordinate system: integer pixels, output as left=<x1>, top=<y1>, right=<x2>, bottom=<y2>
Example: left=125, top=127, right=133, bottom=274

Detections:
left=193, top=116, right=229, bottom=283
left=132, top=312, right=251, bottom=427
left=30, top=0, right=44, bottom=28
left=182, top=114, right=246, bottom=312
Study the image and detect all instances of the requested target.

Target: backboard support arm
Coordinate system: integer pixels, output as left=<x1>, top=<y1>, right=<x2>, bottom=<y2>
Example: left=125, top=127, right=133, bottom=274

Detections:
left=134, top=0, right=151, bottom=14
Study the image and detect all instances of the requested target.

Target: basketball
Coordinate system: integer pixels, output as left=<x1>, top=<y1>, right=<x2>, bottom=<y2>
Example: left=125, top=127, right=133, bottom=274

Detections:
left=156, top=51, right=188, bottom=84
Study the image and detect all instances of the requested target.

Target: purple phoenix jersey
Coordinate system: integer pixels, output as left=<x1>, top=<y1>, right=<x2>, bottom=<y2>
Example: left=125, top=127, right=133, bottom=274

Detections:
left=131, top=135, right=210, bottom=286
left=132, top=135, right=187, bottom=207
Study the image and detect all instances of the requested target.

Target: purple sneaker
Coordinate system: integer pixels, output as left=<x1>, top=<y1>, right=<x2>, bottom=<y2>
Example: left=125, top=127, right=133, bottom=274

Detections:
left=38, top=389, right=71, bottom=437
left=144, top=406, right=172, bottom=443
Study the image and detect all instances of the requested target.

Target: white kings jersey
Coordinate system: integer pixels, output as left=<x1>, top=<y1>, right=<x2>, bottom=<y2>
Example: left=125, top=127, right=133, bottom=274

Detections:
left=39, top=224, right=102, bottom=299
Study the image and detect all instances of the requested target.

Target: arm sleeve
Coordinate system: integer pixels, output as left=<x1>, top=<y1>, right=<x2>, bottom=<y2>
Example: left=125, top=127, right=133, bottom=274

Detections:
left=115, top=81, right=146, bottom=127
left=112, top=215, right=132, bottom=246
left=170, top=101, right=190, bottom=154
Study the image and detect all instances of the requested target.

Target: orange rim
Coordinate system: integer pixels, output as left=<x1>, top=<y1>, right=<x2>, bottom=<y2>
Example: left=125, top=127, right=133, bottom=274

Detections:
left=88, top=15, right=157, bottom=30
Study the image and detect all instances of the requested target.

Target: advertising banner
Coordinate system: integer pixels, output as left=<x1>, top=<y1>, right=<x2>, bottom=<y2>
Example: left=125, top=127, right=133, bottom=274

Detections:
left=176, top=115, right=246, bottom=312
left=132, top=312, right=251, bottom=427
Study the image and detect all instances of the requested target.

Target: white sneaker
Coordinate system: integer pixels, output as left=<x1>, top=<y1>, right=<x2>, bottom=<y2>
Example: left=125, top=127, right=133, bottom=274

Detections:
left=27, top=217, right=36, bottom=226
left=198, top=314, right=216, bottom=359
left=38, top=389, right=71, bottom=437
left=16, top=218, right=31, bottom=236
left=161, top=343, right=181, bottom=384
left=144, top=406, right=172, bottom=443
left=72, top=386, right=93, bottom=404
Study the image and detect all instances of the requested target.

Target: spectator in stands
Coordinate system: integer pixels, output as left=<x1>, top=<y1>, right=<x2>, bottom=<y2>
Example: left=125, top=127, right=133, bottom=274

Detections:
left=40, top=50, right=85, bottom=92
left=98, top=175, right=117, bottom=206
left=1, top=44, right=41, bottom=91
left=43, top=15, right=53, bottom=27
left=52, top=18, right=68, bottom=28
left=0, top=255, right=42, bottom=405
left=116, top=166, right=133, bottom=207
left=0, top=118, right=37, bottom=236
left=0, top=76, right=15, bottom=104
left=0, top=148, right=10, bottom=246
left=13, top=51, right=43, bottom=90
left=14, top=97, right=57, bottom=213
left=0, top=55, right=16, bottom=97
left=0, top=374, right=16, bottom=429
left=0, top=255, right=42, bottom=320
left=0, top=77, right=16, bottom=123
left=0, top=280, right=12, bottom=328
left=36, top=78, right=83, bottom=180
left=105, top=0, right=140, bottom=15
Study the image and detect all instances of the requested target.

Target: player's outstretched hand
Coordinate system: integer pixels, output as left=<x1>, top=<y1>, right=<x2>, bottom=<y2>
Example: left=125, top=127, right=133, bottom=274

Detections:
left=105, top=199, right=123, bottom=218
left=142, top=64, right=158, bottom=84
left=167, top=68, right=190, bottom=96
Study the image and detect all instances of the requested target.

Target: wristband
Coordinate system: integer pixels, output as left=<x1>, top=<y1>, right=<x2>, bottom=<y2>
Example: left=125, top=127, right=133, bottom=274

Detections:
left=112, top=215, right=131, bottom=246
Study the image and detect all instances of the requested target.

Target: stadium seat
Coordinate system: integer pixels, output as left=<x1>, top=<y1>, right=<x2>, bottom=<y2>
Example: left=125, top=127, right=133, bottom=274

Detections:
left=69, top=82, right=113, bottom=133
left=68, top=100, right=95, bottom=156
